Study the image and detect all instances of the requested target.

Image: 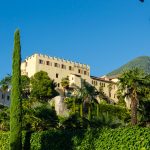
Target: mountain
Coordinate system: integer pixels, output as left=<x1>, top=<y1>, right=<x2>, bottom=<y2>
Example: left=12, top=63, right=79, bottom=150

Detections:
left=107, top=56, right=150, bottom=76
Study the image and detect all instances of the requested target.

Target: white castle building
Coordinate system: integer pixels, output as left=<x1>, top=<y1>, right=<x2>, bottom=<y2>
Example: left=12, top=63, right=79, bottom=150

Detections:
left=0, top=53, right=120, bottom=107
left=21, top=53, right=119, bottom=103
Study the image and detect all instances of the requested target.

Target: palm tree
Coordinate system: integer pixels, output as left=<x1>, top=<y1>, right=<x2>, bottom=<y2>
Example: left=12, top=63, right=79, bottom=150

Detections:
left=118, top=68, right=150, bottom=125
left=61, top=76, right=69, bottom=97
left=73, top=80, right=99, bottom=119
left=83, top=81, right=99, bottom=120
left=72, top=84, right=84, bottom=117
left=0, top=74, right=11, bottom=105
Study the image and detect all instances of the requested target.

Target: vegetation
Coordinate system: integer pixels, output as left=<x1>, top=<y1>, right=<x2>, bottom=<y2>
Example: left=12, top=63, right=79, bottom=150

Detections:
left=30, top=71, right=58, bottom=102
left=61, top=76, right=69, bottom=96
left=10, top=29, right=22, bottom=150
left=0, top=127, right=150, bottom=150
left=21, top=75, right=30, bottom=99
left=107, top=56, right=150, bottom=76
left=118, top=68, right=150, bottom=125
left=0, top=41, right=150, bottom=149
left=71, top=80, right=99, bottom=119
left=22, top=99, right=59, bottom=131
left=0, top=74, right=11, bottom=105
left=0, top=106, right=9, bottom=131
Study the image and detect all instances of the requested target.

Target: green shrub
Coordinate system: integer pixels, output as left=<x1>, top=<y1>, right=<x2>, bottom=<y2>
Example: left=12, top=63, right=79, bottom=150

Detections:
left=22, top=103, right=58, bottom=131
left=1, top=127, right=150, bottom=150
left=0, top=108, right=10, bottom=131
left=98, top=103, right=130, bottom=122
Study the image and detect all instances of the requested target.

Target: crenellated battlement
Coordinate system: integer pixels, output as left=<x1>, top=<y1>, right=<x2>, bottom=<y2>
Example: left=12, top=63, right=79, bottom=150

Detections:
left=25, top=53, right=90, bottom=69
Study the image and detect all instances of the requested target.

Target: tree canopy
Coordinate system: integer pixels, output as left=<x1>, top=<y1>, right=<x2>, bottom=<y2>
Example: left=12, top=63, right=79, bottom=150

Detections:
left=30, top=71, right=58, bottom=102
left=118, top=68, right=150, bottom=125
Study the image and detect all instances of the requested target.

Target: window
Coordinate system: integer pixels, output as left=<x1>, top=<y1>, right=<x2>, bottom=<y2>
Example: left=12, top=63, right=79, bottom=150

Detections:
left=25, top=62, right=28, bottom=66
left=54, top=63, right=60, bottom=67
left=7, top=96, right=10, bottom=101
left=56, top=73, right=59, bottom=78
left=1, top=94, right=4, bottom=99
left=58, top=83, right=60, bottom=87
left=61, top=64, right=66, bottom=69
left=103, top=83, right=105, bottom=87
left=69, top=66, right=72, bottom=70
left=39, top=59, right=44, bottom=64
left=54, top=63, right=58, bottom=67
left=95, top=81, right=97, bottom=86
left=84, top=71, right=87, bottom=75
left=78, top=69, right=80, bottom=73
left=46, top=61, right=50, bottom=65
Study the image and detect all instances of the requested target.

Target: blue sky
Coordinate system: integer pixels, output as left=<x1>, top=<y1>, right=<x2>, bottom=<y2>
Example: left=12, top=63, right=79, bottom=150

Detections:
left=0, top=0, right=150, bottom=79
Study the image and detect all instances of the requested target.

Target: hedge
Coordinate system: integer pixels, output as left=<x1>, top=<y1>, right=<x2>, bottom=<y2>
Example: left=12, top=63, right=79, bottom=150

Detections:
left=0, top=127, right=150, bottom=150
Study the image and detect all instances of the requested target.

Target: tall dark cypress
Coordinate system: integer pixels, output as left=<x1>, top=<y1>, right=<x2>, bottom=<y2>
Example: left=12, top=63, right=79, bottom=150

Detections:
left=10, top=29, right=22, bottom=150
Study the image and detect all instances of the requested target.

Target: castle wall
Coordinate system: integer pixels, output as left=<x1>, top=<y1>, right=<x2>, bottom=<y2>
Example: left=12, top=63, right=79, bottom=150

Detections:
left=21, top=54, right=91, bottom=88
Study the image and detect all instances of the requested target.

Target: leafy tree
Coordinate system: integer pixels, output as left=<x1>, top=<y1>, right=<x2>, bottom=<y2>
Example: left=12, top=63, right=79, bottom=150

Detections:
left=118, top=68, right=150, bottom=125
left=58, top=113, right=89, bottom=129
left=61, top=76, right=69, bottom=96
left=10, top=29, right=22, bottom=150
left=0, top=74, right=11, bottom=86
left=22, top=101, right=58, bottom=131
left=21, top=75, right=30, bottom=98
left=0, top=74, right=30, bottom=99
left=30, top=71, right=58, bottom=102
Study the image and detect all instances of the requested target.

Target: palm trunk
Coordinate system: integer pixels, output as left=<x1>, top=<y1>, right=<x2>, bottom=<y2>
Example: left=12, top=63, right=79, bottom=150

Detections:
left=88, top=105, right=91, bottom=120
left=80, top=103, right=83, bottom=117
left=96, top=104, right=99, bottom=117
left=131, top=91, right=138, bottom=125
left=73, top=99, right=76, bottom=113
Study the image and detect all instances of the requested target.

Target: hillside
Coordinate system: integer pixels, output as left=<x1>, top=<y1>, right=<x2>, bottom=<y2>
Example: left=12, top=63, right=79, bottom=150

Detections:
left=107, top=56, right=150, bottom=76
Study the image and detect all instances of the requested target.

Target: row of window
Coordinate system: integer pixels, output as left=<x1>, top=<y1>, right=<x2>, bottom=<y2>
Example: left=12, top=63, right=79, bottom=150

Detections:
left=109, top=93, right=116, bottom=99
left=39, top=59, right=89, bottom=75
left=92, top=80, right=106, bottom=87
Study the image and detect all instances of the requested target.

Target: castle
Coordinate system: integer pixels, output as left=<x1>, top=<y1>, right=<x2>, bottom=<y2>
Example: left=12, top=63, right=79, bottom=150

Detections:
left=21, top=54, right=118, bottom=102
left=0, top=53, right=120, bottom=106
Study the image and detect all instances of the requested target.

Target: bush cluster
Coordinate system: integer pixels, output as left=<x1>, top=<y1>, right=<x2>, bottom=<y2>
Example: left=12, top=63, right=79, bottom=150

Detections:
left=98, top=103, right=130, bottom=121
left=0, top=127, right=150, bottom=150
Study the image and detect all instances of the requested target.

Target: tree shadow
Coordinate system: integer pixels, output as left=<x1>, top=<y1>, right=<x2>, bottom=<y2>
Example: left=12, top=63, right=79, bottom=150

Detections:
left=23, top=124, right=32, bottom=150
left=40, top=129, right=87, bottom=150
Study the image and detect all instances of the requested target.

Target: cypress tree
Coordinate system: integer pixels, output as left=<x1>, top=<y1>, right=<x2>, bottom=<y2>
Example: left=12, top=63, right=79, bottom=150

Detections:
left=10, top=29, right=22, bottom=150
